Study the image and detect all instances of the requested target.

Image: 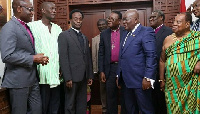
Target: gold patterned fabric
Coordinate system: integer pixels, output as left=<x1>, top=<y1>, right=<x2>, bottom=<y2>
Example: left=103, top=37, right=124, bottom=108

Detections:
left=165, top=31, right=200, bottom=114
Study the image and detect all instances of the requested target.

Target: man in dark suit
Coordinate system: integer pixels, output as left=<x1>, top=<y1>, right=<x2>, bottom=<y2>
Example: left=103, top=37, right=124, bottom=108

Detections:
left=190, top=0, right=200, bottom=31
left=117, top=9, right=157, bottom=114
left=0, top=0, right=49, bottom=114
left=149, top=10, right=172, bottom=114
left=58, top=9, right=93, bottom=114
left=98, top=11, right=126, bottom=114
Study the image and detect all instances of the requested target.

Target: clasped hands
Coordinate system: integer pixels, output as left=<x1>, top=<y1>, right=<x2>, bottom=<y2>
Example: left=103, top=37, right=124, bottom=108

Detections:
left=33, top=53, right=49, bottom=66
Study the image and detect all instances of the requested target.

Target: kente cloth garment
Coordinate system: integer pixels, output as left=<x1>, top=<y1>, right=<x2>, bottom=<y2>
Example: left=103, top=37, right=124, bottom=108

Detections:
left=28, top=20, right=62, bottom=88
left=165, top=31, right=200, bottom=114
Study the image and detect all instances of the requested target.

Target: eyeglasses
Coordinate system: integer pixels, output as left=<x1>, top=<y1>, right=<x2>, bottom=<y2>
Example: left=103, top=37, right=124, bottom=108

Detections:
left=19, top=6, right=34, bottom=12
left=122, top=17, right=133, bottom=22
left=107, top=17, right=118, bottom=22
left=149, top=16, right=158, bottom=20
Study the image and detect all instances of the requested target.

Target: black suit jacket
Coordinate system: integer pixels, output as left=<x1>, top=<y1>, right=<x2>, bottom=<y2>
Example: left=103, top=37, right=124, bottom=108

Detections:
left=58, top=28, right=93, bottom=82
left=98, top=26, right=127, bottom=78
left=155, top=25, right=172, bottom=63
left=155, top=25, right=172, bottom=81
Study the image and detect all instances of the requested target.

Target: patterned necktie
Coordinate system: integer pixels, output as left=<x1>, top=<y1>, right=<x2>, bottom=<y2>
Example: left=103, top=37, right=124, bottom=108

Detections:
left=122, top=32, right=131, bottom=47
left=192, top=19, right=200, bottom=31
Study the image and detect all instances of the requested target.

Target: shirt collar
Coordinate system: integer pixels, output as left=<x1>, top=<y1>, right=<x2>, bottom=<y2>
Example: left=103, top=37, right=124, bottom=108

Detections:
left=71, top=27, right=80, bottom=33
left=131, top=23, right=140, bottom=33
left=154, top=24, right=163, bottom=31
left=14, top=16, right=27, bottom=25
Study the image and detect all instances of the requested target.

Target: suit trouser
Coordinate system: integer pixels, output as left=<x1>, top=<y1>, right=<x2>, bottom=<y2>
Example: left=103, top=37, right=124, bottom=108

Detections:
left=99, top=74, right=107, bottom=113
left=40, top=84, right=60, bottom=114
left=9, top=82, right=42, bottom=114
left=152, top=81, right=167, bottom=114
left=106, top=63, right=118, bottom=114
left=65, top=79, right=87, bottom=114
left=119, top=80, right=127, bottom=114
left=124, top=87, right=154, bottom=114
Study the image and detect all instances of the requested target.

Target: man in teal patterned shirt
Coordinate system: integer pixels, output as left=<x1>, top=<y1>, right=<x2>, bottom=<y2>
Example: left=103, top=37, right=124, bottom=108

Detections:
left=28, top=2, right=62, bottom=114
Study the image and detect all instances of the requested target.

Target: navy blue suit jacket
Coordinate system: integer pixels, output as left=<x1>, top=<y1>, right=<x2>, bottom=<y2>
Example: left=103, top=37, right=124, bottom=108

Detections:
left=118, top=24, right=157, bottom=88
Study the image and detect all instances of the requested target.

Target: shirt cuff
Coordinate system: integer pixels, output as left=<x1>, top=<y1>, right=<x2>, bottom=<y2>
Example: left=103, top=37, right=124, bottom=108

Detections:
left=116, top=75, right=118, bottom=77
left=144, top=77, right=155, bottom=89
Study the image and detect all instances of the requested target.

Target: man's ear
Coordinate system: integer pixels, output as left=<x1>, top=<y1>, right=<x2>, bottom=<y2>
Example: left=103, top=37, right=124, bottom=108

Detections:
left=160, top=16, right=163, bottom=21
left=41, top=8, right=45, bottom=14
left=186, top=21, right=190, bottom=28
left=17, top=6, right=22, bottom=13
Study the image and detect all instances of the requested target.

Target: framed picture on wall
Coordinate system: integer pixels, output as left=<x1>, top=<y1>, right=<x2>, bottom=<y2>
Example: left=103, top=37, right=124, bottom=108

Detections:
left=0, top=0, right=11, bottom=30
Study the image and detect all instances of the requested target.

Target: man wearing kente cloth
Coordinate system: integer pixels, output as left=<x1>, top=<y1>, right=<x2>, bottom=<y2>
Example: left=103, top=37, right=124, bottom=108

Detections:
left=159, top=12, right=200, bottom=113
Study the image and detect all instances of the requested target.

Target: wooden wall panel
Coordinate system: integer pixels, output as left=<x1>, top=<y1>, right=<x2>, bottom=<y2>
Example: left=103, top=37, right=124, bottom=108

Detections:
left=34, top=0, right=69, bottom=30
left=68, top=0, right=152, bottom=5
left=34, top=0, right=43, bottom=20
left=153, top=0, right=180, bottom=27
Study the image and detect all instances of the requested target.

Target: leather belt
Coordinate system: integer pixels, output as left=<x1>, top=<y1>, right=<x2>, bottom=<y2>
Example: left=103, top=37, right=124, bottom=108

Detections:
left=111, top=62, right=118, bottom=64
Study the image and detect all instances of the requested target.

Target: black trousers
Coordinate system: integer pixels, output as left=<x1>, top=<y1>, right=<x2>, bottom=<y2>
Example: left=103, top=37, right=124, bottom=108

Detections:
left=65, top=79, right=87, bottom=114
left=106, top=63, right=119, bottom=114
left=152, top=81, right=167, bottom=114
left=40, top=84, right=60, bottom=114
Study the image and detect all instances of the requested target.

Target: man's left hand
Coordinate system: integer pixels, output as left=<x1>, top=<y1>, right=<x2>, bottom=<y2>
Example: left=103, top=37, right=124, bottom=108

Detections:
left=142, top=78, right=151, bottom=90
left=194, top=61, right=200, bottom=74
left=87, top=79, right=93, bottom=86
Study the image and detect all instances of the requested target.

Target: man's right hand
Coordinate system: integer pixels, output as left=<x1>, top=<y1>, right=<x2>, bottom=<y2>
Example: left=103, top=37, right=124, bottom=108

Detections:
left=33, top=53, right=49, bottom=65
left=100, top=72, right=106, bottom=82
left=116, top=77, right=121, bottom=89
left=160, top=81, right=165, bottom=92
left=66, top=80, right=72, bottom=88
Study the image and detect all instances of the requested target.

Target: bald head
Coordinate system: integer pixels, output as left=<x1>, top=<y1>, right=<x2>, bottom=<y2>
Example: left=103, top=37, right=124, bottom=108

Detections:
left=125, top=9, right=139, bottom=19
left=40, top=2, right=56, bottom=21
left=41, top=2, right=54, bottom=10
left=12, top=0, right=33, bottom=23
left=123, top=9, right=140, bottom=31
left=12, top=0, right=32, bottom=13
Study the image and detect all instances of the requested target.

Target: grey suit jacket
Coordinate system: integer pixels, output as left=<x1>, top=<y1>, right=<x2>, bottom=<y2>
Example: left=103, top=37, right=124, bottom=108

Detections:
left=0, top=17, right=37, bottom=88
left=58, top=28, right=93, bottom=82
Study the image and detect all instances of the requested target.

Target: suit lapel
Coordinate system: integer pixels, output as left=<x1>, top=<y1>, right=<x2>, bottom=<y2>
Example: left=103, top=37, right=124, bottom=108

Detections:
left=120, top=26, right=125, bottom=42
left=122, top=24, right=142, bottom=54
left=12, top=17, right=35, bottom=51
left=106, top=28, right=111, bottom=56
left=69, top=28, right=83, bottom=53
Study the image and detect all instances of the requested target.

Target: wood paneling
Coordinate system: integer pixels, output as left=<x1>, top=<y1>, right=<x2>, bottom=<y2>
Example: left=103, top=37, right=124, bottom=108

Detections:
left=68, top=0, right=152, bottom=5
left=0, top=88, right=10, bottom=114
left=34, top=0, right=43, bottom=21
left=81, top=10, right=108, bottom=45
left=34, top=0, right=69, bottom=30
left=153, top=0, right=180, bottom=27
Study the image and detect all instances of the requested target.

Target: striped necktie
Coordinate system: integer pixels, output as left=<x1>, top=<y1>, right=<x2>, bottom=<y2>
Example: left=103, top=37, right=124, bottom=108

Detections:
left=122, top=32, right=131, bottom=47
left=192, top=19, right=200, bottom=31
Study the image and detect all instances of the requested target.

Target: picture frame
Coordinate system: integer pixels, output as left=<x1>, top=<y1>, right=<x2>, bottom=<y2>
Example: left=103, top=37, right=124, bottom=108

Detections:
left=0, top=0, right=11, bottom=30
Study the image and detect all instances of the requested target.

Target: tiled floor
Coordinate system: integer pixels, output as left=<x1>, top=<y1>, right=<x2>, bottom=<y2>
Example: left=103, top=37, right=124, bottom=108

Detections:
left=91, top=105, right=121, bottom=114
